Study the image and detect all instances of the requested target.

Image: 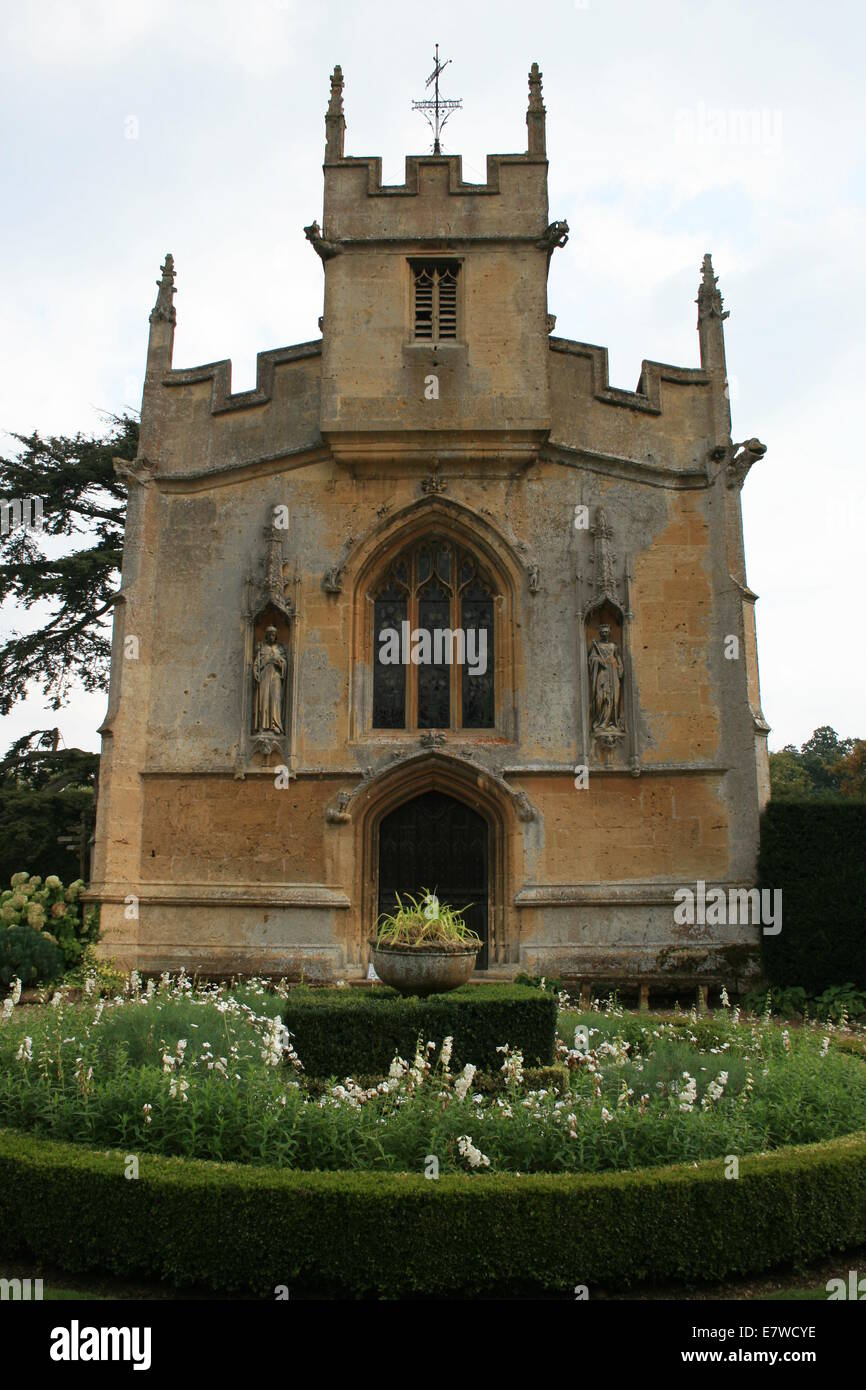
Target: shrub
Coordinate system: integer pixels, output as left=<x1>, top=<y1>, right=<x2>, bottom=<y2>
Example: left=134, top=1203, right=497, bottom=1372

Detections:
left=758, top=801, right=866, bottom=991
left=743, top=982, right=866, bottom=1023
left=0, top=924, right=64, bottom=988
left=1, top=1127, right=866, bottom=1297
left=0, top=870, right=97, bottom=973
left=63, top=944, right=128, bottom=998
left=280, top=983, right=557, bottom=1074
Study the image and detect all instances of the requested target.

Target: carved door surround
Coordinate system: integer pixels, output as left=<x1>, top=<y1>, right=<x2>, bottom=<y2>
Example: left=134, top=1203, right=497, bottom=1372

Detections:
left=329, top=750, right=521, bottom=969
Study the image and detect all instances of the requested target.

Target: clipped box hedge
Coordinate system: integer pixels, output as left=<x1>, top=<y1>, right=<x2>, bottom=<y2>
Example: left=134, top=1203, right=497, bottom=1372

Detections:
left=759, top=801, right=866, bottom=991
left=2, top=1127, right=866, bottom=1297
left=279, top=983, right=557, bottom=1075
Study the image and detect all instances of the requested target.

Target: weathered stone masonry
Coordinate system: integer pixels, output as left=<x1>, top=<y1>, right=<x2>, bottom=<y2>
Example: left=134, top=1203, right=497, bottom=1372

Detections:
left=89, top=63, right=770, bottom=984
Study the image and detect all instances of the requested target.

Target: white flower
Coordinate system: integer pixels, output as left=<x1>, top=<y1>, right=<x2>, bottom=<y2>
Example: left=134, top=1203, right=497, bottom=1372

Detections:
left=496, top=1043, right=524, bottom=1088
left=600, top=1107, right=613, bottom=1123
left=169, top=1075, right=189, bottom=1101
left=702, top=1071, right=729, bottom=1108
left=142, top=1103, right=152, bottom=1124
left=2, top=977, right=22, bottom=1022
left=422, top=893, right=440, bottom=920
left=74, top=1057, right=93, bottom=1087
left=439, top=1036, right=453, bottom=1072
left=820, top=1036, right=830, bottom=1057
left=456, top=1134, right=490, bottom=1169
left=16, top=1035, right=32, bottom=1063
left=454, top=1063, right=476, bottom=1101
left=720, top=986, right=730, bottom=1008
left=678, top=1072, right=698, bottom=1112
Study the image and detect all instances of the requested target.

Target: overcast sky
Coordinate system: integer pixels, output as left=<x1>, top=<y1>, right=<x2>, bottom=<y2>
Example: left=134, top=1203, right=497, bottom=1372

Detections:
left=1, top=0, right=863, bottom=755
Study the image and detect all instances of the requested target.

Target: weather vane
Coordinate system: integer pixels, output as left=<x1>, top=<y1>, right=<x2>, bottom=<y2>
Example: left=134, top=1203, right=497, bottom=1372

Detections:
left=412, top=44, right=462, bottom=154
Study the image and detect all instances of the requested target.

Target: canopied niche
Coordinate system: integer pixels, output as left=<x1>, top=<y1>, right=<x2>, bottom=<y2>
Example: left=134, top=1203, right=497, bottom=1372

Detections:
left=237, top=518, right=299, bottom=772
left=577, top=508, right=640, bottom=771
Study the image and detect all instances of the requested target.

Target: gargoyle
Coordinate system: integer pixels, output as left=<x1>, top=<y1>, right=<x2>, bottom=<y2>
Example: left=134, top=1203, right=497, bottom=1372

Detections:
left=536, top=220, right=570, bottom=264
left=727, top=438, right=767, bottom=489
left=304, top=221, right=342, bottom=262
left=113, top=456, right=157, bottom=486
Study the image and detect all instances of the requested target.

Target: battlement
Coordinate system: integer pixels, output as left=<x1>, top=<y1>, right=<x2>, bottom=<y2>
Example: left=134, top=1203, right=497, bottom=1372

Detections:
left=320, top=61, right=549, bottom=244
left=323, top=153, right=549, bottom=243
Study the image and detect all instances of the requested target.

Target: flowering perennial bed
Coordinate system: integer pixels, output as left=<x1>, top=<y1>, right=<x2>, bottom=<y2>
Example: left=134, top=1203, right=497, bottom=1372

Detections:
left=2, top=973, right=866, bottom=1296
left=1, top=974, right=865, bottom=1174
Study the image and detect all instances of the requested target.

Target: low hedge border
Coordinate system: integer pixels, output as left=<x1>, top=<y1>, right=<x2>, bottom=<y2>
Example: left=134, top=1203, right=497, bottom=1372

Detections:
left=300, top=1064, right=567, bottom=1098
left=279, top=983, right=558, bottom=1075
left=2, top=1126, right=866, bottom=1298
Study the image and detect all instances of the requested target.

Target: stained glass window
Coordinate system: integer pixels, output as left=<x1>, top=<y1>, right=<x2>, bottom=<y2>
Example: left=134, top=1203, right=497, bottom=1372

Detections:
left=372, top=537, right=495, bottom=731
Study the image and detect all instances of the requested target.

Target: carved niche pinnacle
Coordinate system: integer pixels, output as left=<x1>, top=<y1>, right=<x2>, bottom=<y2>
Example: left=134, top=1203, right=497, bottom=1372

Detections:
left=249, top=522, right=294, bottom=621
left=590, top=507, right=621, bottom=610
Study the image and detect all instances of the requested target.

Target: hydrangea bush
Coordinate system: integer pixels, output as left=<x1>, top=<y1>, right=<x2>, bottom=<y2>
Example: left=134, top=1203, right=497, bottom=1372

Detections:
left=0, top=871, right=97, bottom=986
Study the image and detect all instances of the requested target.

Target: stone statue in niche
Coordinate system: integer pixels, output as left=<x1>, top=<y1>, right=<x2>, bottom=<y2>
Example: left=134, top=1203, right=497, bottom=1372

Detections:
left=253, top=626, right=287, bottom=734
left=588, top=623, right=625, bottom=739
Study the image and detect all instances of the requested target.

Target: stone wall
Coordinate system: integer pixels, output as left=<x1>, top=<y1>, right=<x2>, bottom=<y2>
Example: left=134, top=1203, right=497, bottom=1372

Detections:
left=88, top=65, right=769, bottom=983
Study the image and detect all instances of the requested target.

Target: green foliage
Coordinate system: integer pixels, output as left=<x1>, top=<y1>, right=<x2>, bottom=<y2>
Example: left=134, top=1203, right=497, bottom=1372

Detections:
left=374, top=889, right=480, bottom=946
left=281, top=983, right=557, bottom=1074
left=64, top=944, right=127, bottom=998
left=769, top=725, right=863, bottom=802
left=0, top=730, right=98, bottom=792
left=0, top=413, right=136, bottom=715
left=743, top=982, right=866, bottom=1023
left=758, top=801, right=866, bottom=990
left=0, top=785, right=94, bottom=888
left=514, top=971, right=566, bottom=994
left=2, top=984, right=865, bottom=1178
left=0, top=924, right=64, bottom=988
left=2, top=1126, right=866, bottom=1297
left=0, top=870, right=97, bottom=976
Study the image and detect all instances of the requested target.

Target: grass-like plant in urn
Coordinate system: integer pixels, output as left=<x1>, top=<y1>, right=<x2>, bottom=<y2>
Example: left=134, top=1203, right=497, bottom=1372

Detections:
left=370, top=889, right=481, bottom=996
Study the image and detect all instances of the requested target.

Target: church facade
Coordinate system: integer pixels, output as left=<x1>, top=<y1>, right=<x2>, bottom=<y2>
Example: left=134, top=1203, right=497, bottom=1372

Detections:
left=89, top=64, right=770, bottom=988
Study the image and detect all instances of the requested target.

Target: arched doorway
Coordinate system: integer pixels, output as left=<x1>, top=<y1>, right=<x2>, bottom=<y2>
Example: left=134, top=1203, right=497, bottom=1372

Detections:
left=377, top=791, right=489, bottom=969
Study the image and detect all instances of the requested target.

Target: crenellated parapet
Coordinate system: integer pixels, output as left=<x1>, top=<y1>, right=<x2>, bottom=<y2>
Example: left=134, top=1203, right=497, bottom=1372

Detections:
left=162, top=340, right=322, bottom=416
left=550, top=337, right=709, bottom=416
left=322, top=152, right=550, bottom=245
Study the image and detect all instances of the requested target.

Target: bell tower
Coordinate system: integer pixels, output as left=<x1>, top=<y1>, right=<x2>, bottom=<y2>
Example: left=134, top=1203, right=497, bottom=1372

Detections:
left=310, top=62, right=566, bottom=468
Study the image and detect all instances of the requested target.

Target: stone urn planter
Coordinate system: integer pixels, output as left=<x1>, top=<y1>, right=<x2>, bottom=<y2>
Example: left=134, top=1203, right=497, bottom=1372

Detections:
left=368, top=940, right=479, bottom=997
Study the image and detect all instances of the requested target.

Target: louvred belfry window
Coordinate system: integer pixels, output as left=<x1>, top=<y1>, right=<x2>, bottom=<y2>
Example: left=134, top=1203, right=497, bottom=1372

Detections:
left=412, top=262, right=460, bottom=341
left=372, top=537, right=495, bottom=731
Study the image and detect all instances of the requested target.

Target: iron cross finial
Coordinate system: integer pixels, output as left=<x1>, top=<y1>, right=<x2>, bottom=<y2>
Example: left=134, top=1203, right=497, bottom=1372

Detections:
left=412, top=43, right=462, bottom=154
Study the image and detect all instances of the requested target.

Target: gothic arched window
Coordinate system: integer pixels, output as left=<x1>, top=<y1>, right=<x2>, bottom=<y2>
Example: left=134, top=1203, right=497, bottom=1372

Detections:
left=372, top=536, right=495, bottom=730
